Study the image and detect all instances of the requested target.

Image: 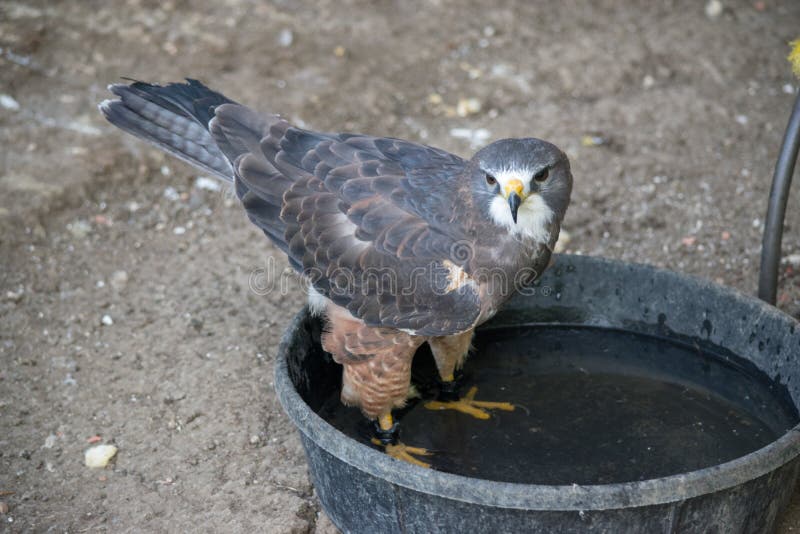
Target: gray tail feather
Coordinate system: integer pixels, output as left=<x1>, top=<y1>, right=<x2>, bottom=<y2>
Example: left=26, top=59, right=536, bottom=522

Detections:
left=99, top=79, right=235, bottom=180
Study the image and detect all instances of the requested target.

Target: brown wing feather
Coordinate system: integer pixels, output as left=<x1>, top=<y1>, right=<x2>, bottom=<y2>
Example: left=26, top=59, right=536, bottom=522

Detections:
left=241, top=120, right=482, bottom=335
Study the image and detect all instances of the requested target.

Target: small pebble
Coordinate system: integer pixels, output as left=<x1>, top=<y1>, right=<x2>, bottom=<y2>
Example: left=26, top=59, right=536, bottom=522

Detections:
left=67, top=220, right=92, bottom=239
left=5, top=288, right=24, bottom=303
left=459, top=62, right=482, bottom=80
left=173, top=226, right=186, bottom=235
left=163, top=186, right=180, bottom=201
left=0, top=94, right=20, bottom=111
left=249, top=435, right=261, bottom=445
left=642, top=75, right=655, bottom=89
left=784, top=84, right=795, bottom=95
left=277, top=28, right=293, bottom=48
left=110, top=270, right=128, bottom=291
left=580, top=135, right=607, bottom=147
left=84, top=444, right=118, bottom=468
left=449, top=128, right=491, bottom=149
left=93, top=214, right=111, bottom=226
left=705, top=0, right=723, bottom=18
left=163, top=41, right=178, bottom=55
left=333, top=46, right=346, bottom=57
left=456, top=97, right=482, bottom=117
left=735, top=114, right=749, bottom=125
left=784, top=254, right=800, bottom=267
left=163, top=387, right=186, bottom=403
left=194, top=176, right=221, bottom=192
left=101, top=315, right=113, bottom=326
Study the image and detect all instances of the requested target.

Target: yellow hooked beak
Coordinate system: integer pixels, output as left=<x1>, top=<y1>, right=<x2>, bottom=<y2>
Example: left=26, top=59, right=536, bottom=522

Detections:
left=503, top=179, right=525, bottom=224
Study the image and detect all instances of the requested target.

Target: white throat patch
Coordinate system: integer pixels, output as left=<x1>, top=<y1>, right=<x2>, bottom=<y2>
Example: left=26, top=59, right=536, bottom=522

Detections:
left=485, top=169, right=554, bottom=243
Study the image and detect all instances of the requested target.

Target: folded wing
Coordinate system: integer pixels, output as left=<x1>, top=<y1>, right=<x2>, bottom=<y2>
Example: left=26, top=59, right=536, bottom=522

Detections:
left=213, top=105, right=480, bottom=336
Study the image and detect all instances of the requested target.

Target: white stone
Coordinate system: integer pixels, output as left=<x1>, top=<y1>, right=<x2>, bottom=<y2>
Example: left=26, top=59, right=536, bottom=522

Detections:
left=449, top=128, right=491, bottom=149
left=84, top=444, right=118, bottom=468
left=163, top=186, right=180, bottom=201
left=194, top=176, right=221, bottom=192
left=784, top=254, right=800, bottom=267
left=277, top=28, right=294, bottom=47
left=0, top=94, right=20, bottom=111
left=456, top=98, right=482, bottom=117
left=705, top=0, right=723, bottom=18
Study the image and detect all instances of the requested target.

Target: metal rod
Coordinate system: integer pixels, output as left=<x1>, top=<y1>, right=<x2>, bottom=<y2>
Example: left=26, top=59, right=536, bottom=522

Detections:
left=758, top=89, right=800, bottom=305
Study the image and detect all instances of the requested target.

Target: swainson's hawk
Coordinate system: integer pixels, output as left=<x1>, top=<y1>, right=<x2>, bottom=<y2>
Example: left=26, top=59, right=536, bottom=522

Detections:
left=100, top=79, right=572, bottom=466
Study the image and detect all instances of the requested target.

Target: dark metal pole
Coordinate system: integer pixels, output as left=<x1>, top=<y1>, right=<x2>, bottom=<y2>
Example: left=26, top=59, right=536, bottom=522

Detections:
left=758, top=90, right=800, bottom=305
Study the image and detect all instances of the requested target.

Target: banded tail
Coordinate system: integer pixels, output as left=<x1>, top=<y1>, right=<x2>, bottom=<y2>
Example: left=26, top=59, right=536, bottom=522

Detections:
left=100, top=78, right=243, bottom=180
left=100, top=78, right=296, bottom=257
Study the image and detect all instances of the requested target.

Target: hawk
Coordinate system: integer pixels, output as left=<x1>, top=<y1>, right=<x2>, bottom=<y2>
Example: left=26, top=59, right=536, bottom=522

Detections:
left=100, top=79, right=572, bottom=467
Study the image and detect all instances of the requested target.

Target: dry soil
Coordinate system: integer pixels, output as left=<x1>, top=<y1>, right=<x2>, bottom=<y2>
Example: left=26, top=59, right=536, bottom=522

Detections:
left=3, top=0, right=800, bottom=532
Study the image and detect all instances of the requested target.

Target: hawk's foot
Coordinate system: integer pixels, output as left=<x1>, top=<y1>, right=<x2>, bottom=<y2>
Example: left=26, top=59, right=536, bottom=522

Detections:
left=371, top=414, right=431, bottom=469
left=424, top=385, right=515, bottom=419
left=370, top=438, right=432, bottom=468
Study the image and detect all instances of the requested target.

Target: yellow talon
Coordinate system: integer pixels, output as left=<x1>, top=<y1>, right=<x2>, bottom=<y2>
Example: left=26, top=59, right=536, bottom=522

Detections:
left=424, top=386, right=515, bottom=419
left=371, top=438, right=432, bottom=468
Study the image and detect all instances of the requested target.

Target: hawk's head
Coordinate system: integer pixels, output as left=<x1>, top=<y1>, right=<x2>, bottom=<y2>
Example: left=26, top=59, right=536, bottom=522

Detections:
left=471, top=138, right=572, bottom=243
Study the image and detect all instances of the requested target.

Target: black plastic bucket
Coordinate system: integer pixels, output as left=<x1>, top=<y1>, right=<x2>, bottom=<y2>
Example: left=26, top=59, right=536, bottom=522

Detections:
left=275, top=254, right=800, bottom=533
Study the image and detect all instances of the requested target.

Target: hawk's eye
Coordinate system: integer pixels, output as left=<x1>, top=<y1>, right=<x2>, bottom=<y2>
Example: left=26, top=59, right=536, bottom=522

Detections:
left=533, top=167, right=549, bottom=182
left=485, top=173, right=497, bottom=186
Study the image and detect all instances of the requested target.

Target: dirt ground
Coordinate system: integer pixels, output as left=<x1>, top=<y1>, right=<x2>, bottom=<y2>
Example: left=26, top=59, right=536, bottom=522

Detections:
left=3, top=0, right=800, bottom=532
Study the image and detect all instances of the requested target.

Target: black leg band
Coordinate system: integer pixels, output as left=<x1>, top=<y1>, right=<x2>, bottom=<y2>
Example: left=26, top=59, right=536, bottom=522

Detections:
left=437, top=378, right=461, bottom=402
left=373, top=420, right=399, bottom=446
